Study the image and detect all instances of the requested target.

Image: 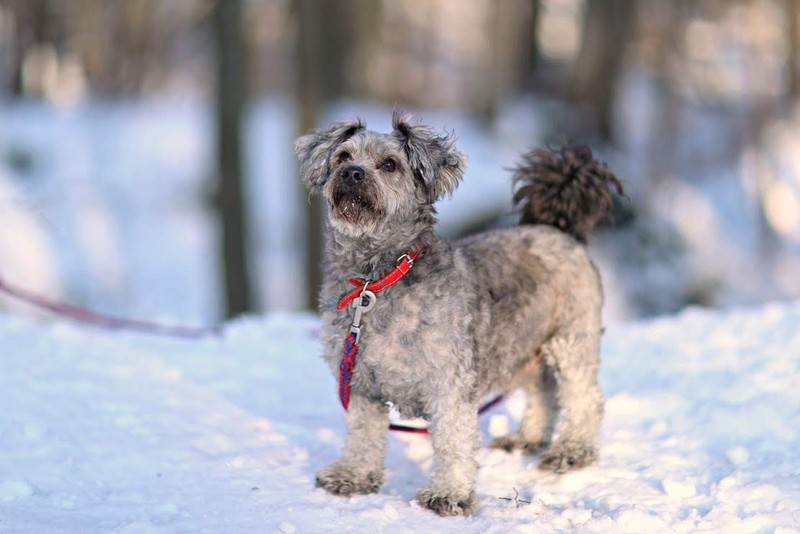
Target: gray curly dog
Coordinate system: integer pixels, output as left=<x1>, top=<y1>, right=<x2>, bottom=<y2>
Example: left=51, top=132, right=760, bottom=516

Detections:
left=295, top=111, right=623, bottom=516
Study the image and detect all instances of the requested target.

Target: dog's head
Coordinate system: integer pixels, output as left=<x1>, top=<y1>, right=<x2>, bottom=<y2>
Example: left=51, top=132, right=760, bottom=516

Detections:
left=295, top=111, right=466, bottom=237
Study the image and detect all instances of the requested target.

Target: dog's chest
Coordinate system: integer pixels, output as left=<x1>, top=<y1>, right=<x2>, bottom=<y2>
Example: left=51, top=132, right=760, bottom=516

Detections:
left=322, top=267, right=475, bottom=417
left=356, top=363, right=426, bottom=419
left=356, top=315, right=432, bottom=416
left=324, top=303, right=435, bottom=417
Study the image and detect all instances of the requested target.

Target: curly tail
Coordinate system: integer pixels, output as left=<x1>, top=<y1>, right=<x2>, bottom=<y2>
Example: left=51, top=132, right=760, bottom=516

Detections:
left=512, top=145, right=624, bottom=242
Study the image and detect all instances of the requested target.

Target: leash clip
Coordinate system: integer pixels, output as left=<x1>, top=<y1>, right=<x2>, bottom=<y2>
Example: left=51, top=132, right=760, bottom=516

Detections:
left=349, top=289, right=376, bottom=344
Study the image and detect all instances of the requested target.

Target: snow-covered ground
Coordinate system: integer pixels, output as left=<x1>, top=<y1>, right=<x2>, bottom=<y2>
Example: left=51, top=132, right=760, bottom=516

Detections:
left=1, top=301, right=799, bottom=533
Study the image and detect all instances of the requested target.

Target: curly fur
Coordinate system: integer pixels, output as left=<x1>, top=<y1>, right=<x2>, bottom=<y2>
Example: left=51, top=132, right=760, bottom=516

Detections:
left=294, top=118, right=366, bottom=190
left=392, top=110, right=466, bottom=202
left=512, top=145, right=623, bottom=242
left=295, top=114, right=623, bottom=517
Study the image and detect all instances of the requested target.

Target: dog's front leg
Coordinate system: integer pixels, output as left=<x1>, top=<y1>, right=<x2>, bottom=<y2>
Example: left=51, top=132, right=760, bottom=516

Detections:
left=417, top=396, right=480, bottom=516
left=316, top=394, right=388, bottom=496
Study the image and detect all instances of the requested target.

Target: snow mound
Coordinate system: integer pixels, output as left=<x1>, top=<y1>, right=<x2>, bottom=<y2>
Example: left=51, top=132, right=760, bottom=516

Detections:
left=1, top=303, right=799, bottom=532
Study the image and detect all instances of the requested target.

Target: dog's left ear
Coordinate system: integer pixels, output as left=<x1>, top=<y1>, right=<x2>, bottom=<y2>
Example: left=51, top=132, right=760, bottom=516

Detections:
left=295, top=118, right=366, bottom=192
left=392, top=110, right=467, bottom=203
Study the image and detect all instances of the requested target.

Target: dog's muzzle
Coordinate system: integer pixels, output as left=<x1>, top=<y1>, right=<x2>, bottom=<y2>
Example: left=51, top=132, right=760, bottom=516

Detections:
left=331, top=183, right=374, bottom=223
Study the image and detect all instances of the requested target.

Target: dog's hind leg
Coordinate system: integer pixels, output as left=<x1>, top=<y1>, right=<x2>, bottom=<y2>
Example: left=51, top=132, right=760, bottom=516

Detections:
left=537, top=332, right=603, bottom=473
left=316, top=394, right=388, bottom=496
left=491, top=358, right=559, bottom=454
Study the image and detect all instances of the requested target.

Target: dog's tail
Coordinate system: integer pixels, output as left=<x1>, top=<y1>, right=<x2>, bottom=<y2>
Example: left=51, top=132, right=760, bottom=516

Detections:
left=511, top=145, right=624, bottom=243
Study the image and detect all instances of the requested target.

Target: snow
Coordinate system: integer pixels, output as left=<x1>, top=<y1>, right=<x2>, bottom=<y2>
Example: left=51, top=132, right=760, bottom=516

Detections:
left=0, top=100, right=218, bottom=322
left=2, top=302, right=799, bottom=532
left=1, top=94, right=799, bottom=531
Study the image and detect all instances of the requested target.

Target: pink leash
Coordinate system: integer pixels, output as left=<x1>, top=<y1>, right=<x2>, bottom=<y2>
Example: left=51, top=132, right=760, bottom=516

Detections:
left=0, top=275, right=218, bottom=339
left=387, top=392, right=507, bottom=435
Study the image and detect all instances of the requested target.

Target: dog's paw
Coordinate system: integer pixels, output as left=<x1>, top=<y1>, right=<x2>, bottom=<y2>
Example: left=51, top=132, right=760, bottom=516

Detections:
left=538, top=441, right=598, bottom=473
left=416, top=486, right=478, bottom=516
left=491, top=433, right=549, bottom=455
left=316, top=463, right=383, bottom=496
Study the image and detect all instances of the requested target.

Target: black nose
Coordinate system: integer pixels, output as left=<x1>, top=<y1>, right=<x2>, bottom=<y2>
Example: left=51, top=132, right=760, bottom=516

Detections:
left=341, top=165, right=365, bottom=185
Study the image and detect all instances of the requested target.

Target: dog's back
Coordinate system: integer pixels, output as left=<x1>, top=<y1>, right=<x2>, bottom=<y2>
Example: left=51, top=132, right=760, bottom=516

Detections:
left=457, top=145, right=623, bottom=395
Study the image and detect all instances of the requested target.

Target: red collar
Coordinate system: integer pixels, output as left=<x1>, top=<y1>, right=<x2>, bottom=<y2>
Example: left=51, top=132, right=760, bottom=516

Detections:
left=336, top=243, right=425, bottom=310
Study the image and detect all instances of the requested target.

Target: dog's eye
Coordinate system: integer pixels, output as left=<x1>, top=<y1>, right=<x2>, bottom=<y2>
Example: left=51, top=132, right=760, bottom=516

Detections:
left=338, top=151, right=352, bottom=163
left=380, top=158, right=396, bottom=173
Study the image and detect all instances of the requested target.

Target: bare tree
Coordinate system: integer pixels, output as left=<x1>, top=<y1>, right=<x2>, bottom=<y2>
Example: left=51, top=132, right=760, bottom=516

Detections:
left=788, top=0, right=800, bottom=97
left=481, top=1, right=518, bottom=124
left=568, top=0, right=637, bottom=142
left=295, top=0, right=326, bottom=311
left=516, top=0, right=541, bottom=93
left=294, top=0, right=375, bottom=309
left=5, top=0, right=55, bottom=96
left=214, top=0, right=253, bottom=317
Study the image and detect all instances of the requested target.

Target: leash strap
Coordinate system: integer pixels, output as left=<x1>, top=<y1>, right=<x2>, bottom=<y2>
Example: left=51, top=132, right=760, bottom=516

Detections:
left=387, top=392, right=507, bottom=435
left=339, top=332, right=359, bottom=409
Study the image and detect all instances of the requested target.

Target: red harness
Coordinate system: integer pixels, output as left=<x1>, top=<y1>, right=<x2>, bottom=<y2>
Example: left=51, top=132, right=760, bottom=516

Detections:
left=336, top=243, right=425, bottom=311
left=336, top=243, right=425, bottom=409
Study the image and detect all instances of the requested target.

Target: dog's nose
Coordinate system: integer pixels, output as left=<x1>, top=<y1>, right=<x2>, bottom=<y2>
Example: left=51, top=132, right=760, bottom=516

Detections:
left=342, top=165, right=365, bottom=185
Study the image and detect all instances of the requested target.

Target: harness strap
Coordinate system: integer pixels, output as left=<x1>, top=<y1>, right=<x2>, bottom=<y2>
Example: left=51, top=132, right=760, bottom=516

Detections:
left=336, top=242, right=425, bottom=409
left=336, top=242, right=425, bottom=310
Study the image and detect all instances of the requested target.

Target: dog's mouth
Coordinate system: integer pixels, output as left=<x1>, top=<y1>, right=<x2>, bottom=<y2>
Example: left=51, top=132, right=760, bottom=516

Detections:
left=332, top=189, right=374, bottom=222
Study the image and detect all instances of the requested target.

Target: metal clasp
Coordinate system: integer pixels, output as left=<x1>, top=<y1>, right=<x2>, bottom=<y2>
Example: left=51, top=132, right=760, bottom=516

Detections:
left=396, top=253, right=414, bottom=268
left=349, top=289, right=376, bottom=343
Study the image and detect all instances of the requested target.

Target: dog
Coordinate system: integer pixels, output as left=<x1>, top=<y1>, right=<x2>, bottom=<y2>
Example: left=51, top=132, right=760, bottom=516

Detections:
left=295, top=111, right=623, bottom=516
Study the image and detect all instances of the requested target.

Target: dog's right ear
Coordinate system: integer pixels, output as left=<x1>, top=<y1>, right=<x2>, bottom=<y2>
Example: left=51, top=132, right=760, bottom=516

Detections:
left=294, top=118, right=366, bottom=192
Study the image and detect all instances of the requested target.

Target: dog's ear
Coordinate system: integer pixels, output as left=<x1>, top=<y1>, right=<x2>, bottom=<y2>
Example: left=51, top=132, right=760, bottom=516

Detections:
left=392, top=110, right=467, bottom=203
left=294, top=118, right=366, bottom=191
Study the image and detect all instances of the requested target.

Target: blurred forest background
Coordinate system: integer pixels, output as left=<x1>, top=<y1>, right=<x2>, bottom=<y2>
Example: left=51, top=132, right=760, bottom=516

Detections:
left=1, top=0, right=800, bottom=324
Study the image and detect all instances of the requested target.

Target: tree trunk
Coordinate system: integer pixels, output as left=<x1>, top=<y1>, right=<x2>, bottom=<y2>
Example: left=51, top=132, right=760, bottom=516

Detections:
left=479, top=1, right=534, bottom=126
left=569, top=0, right=636, bottom=142
left=788, top=0, right=800, bottom=97
left=295, top=0, right=354, bottom=310
left=517, top=0, right=540, bottom=93
left=8, top=0, right=50, bottom=96
left=214, top=0, right=253, bottom=318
